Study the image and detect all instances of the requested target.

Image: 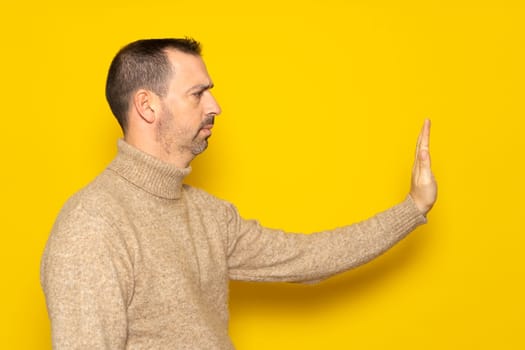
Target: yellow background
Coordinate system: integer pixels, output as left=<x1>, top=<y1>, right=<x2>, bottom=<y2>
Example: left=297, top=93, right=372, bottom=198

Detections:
left=2, top=0, right=524, bottom=348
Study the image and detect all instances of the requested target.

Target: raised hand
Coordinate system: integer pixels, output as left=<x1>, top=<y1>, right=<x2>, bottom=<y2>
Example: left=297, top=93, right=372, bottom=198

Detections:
left=409, top=119, right=437, bottom=216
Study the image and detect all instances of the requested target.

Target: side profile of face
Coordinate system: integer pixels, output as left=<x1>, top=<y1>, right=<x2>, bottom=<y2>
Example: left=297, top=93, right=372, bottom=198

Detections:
left=155, top=49, right=221, bottom=163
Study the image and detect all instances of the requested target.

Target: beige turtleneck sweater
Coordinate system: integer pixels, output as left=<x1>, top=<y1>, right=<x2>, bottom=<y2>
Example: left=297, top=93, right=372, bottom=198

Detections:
left=40, top=139, right=427, bottom=349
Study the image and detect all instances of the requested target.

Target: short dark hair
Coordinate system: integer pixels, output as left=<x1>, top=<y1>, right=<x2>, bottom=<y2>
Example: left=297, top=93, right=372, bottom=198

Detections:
left=105, top=38, right=202, bottom=131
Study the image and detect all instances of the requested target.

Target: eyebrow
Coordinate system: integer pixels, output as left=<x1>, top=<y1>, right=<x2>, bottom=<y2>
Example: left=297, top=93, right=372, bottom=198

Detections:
left=186, top=83, right=214, bottom=94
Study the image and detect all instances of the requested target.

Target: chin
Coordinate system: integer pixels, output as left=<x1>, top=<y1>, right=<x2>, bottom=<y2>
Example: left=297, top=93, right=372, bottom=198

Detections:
left=191, top=141, right=208, bottom=155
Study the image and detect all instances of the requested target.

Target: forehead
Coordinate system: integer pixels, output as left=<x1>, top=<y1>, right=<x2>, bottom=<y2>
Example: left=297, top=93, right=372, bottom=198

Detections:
left=165, top=49, right=211, bottom=88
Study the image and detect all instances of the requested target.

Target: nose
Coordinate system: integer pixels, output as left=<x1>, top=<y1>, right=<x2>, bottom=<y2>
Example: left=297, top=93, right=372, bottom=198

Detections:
left=205, top=91, right=222, bottom=117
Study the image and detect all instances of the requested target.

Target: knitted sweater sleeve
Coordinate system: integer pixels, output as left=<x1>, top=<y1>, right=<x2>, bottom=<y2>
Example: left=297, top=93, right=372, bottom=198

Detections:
left=40, top=204, right=132, bottom=349
left=226, top=195, right=427, bottom=283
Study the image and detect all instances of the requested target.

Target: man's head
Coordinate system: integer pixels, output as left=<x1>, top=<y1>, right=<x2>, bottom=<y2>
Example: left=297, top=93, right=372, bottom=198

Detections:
left=106, top=38, right=202, bottom=131
left=105, top=38, right=221, bottom=167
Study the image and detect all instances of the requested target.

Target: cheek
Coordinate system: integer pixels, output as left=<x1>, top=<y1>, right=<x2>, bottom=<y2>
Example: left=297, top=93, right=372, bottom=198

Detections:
left=181, top=105, right=205, bottom=127
left=162, top=98, right=204, bottom=129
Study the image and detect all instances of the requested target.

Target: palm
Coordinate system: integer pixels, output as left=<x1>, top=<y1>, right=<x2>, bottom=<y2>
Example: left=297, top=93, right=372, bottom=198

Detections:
left=409, top=119, right=437, bottom=216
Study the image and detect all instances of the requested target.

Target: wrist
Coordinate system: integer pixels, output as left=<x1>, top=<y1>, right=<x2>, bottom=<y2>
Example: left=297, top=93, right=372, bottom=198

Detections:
left=408, top=193, right=431, bottom=217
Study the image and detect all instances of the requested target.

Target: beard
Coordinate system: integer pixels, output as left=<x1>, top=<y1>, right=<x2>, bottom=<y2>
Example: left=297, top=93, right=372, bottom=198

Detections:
left=190, top=115, right=215, bottom=155
left=156, top=106, right=214, bottom=157
left=189, top=136, right=209, bottom=155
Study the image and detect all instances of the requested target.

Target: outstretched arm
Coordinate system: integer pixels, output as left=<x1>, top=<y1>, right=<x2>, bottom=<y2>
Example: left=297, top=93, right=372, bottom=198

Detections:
left=226, top=120, right=436, bottom=283
left=409, top=119, right=438, bottom=216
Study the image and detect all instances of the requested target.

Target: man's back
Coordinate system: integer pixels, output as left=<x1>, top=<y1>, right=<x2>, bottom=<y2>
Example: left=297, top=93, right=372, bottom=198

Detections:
left=41, top=140, right=235, bottom=349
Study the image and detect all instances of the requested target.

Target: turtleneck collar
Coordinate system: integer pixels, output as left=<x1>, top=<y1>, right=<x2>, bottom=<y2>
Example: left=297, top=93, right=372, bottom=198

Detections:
left=107, top=139, right=192, bottom=200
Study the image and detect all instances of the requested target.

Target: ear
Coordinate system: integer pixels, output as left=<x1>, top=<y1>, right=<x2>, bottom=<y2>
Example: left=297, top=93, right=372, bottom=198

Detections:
left=132, top=89, right=157, bottom=124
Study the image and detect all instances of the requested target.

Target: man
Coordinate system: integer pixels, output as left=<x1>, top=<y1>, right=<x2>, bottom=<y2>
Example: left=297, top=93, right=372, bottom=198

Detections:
left=41, top=38, right=437, bottom=349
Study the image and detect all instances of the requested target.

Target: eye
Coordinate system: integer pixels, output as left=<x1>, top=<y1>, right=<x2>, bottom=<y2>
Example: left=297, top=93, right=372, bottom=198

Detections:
left=193, top=90, right=205, bottom=99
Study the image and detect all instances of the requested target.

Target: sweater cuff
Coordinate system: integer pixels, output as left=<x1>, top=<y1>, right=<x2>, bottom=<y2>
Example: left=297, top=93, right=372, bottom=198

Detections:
left=388, top=195, right=428, bottom=235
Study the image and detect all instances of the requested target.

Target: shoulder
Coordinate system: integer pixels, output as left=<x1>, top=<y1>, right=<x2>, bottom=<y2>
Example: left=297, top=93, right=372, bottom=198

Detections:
left=42, top=170, right=131, bottom=278
left=48, top=192, right=114, bottom=248
left=49, top=170, right=126, bottom=242
left=62, top=167, right=133, bottom=218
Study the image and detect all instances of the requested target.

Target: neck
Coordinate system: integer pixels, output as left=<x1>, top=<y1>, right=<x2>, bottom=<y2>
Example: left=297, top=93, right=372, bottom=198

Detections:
left=124, top=134, right=194, bottom=168
left=109, top=139, right=192, bottom=199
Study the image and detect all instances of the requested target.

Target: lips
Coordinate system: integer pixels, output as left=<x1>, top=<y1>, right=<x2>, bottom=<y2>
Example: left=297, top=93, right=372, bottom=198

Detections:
left=199, top=117, right=215, bottom=137
left=199, top=125, right=213, bottom=137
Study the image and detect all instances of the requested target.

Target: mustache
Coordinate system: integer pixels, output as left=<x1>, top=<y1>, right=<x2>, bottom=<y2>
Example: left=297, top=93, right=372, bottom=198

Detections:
left=200, top=115, right=215, bottom=128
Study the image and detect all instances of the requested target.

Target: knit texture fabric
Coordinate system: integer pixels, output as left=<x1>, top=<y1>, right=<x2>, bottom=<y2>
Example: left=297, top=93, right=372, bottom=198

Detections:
left=41, top=139, right=427, bottom=349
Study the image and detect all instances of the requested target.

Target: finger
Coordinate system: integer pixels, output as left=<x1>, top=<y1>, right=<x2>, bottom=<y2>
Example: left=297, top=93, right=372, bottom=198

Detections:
left=415, top=118, right=429, bottom=157
left=419, top=147, right=431, bottom=170
left=415, top=127, right=422, bottom=159
left=418, top=119, right=432, bottom=170
left=420, top=119, right=431, bottom=153
left=413, top=119, right=426, bottom=170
